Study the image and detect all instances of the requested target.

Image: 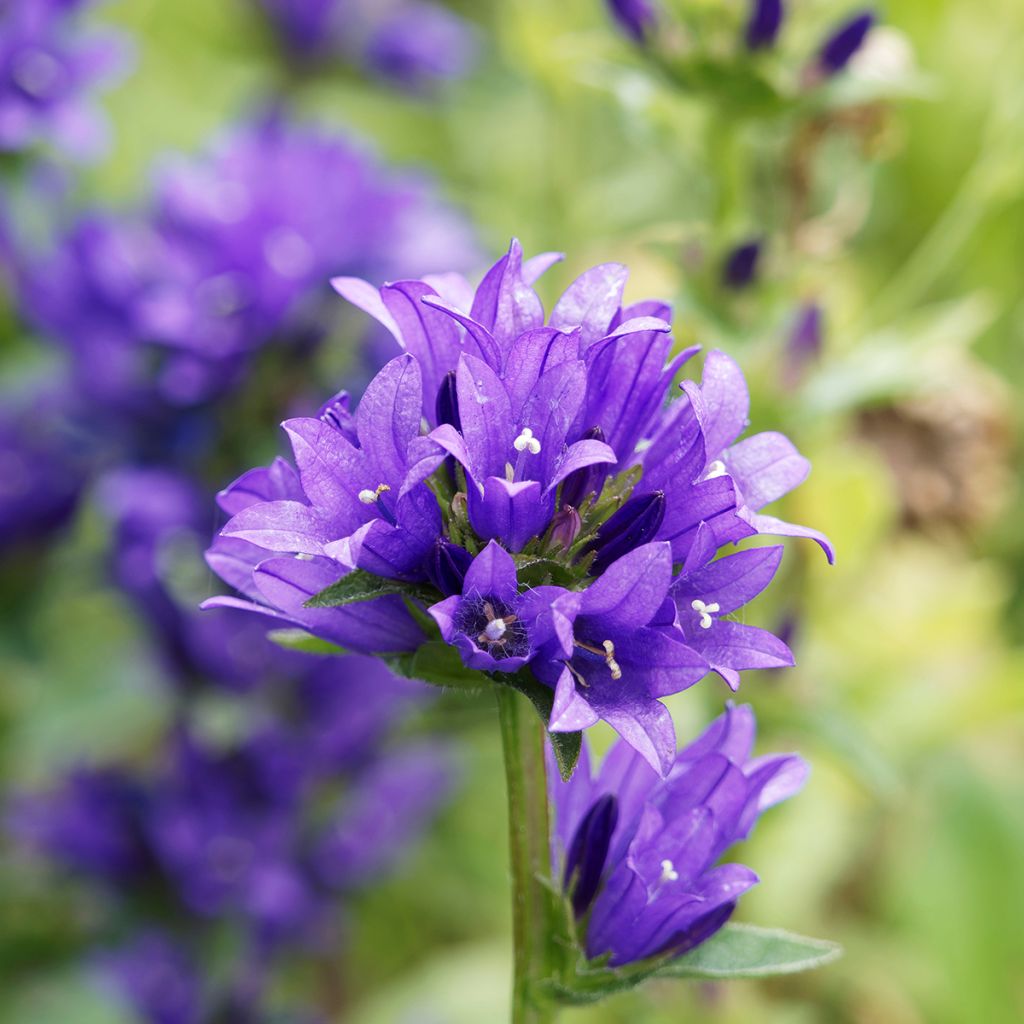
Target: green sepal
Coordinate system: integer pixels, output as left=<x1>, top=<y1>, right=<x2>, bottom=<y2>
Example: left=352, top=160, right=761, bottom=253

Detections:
left=497, top=670, right=582, bottom=781
left=303, top=568, right=437, bottom=609
left=266, top=628, right=349, bottom=656
left=546, top=924, right=841, bottom=1004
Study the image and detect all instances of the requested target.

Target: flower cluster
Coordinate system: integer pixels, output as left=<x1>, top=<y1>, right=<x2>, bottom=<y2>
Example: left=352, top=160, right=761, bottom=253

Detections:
left=208, top=241, right=831, bottom=774
left=549, top=703, right=807, bottom=965
left=254, top=0, right=477, bottom=92
left=0, top=0, right=130, bottom=160
left=9, top=653, right=454, bottom=1022
left=10, top=114, right=477, bottom=418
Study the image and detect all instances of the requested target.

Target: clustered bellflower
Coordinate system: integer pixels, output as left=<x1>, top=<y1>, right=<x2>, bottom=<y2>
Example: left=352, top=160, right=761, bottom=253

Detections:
left=549, top=703, right=807, bottom=965
left=209, top=241, right=831, bottom=775
left=0, top=0, right=130, bottom=160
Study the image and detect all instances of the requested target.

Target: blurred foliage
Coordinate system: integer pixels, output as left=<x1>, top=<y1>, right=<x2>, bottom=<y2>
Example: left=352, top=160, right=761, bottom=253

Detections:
left=2, top=0, right=1023, bottom=1022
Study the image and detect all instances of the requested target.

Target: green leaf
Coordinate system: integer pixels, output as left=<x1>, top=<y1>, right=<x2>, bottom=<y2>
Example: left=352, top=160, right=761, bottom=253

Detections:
left=499, top=671, right=581, bottom=781
left=388, top=642, right=485, bottom=690
left=303, top=568, right=437, bottom=609
left=266, top=628, right=349, bottom=656
left=658, top=923, right=842, bottom=979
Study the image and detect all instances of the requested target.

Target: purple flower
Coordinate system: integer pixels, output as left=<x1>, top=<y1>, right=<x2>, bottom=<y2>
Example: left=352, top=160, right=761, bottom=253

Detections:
left=0, top=0, right=130, bottom=160
left=254, top=0, right=477, bottom=92
left=212, top=242, right=830, bottom=772
left=783, top=301, right=823, bottom=388
left=549, top=703, right=807, bottom=965
left=606, top=0, right=658, bottom=44
left=364, top=2, right=477, bottom=90
left=817, top=11, right=875, bottom=75
left=104, top=933, right=203, bottom=1024
left=744, top=0, right=784, bottom=51
left=428, top=540, right=577, bottom=673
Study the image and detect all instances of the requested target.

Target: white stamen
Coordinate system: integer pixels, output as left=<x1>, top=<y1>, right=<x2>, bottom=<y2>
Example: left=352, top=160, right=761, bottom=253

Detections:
left=358, top=483, right=391, bottom=504
left=660, top=859, right=679, bottom=884
left=602, top=640, right=622, bottom=680
left=691, top=599, right=720, bottom=630
left=513, top=427, right=542, bottom=455
left=484, top=618, right=507, bottom=642
left=705, top=460, right=727, bottom=479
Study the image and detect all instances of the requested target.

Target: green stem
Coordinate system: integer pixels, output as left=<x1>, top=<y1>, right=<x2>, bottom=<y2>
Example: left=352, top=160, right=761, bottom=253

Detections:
left=495, top=684, right=558, bottom=1024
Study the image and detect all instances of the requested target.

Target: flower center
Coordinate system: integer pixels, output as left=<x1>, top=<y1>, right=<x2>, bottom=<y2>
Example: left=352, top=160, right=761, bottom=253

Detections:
left=691, top=599, right=720, bottom=630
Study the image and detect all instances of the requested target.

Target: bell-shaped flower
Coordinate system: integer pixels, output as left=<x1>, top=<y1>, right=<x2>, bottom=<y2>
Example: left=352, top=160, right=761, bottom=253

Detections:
left=549, top=703, right=808, bottom=966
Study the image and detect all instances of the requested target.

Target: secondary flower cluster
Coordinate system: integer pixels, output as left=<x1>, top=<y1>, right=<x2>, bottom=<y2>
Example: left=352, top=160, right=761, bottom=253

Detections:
left=208, top=241, right=831, bottom=775
left=10, top=114, right=476, bottom=417
left=253, top=0, right=477, bottom=91
left=9, top=654, right=454, bottom=1023
left=0, top=0, right=130, bottom=160
left=549, top=703, right=807, bottom=965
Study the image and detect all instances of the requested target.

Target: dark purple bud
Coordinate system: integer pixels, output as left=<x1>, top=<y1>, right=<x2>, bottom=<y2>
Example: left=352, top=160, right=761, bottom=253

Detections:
left=606, top=0, right=657, bottom=44
left=783, top=302, right=823, bottom=388
left=435, top=370, right=461, bottom=430
left=559, top=426, right=608, bottom=509
left=549, top=505, right=582, bottom=552
left=319, top=390, right=359, bottom=446
left=819, top=11, right=875, bottom=75
left=745, top=0, right=784, bottom=51
left=427, top=538, right=473, bottom=597
left=580, top=490, right=665, bottom=577
left=564, top=794, right=618, bottom=918
left=658, top=901, right=737, bottom=959
left=721, top=239, right=762, bottom=290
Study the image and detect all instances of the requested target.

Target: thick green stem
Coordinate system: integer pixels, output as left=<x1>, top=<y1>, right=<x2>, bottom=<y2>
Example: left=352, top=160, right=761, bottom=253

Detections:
left=495, top=684, right=558, bottom=1024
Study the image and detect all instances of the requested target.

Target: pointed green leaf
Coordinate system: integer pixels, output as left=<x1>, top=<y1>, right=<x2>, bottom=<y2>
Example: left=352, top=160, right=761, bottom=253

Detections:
left=388, top=642, right=485, bottom=690
left=266, top=628, right=348, bottom=656
left=658, top=923, right=842, bottom=979
left=303, top=568, right=437, bottom=609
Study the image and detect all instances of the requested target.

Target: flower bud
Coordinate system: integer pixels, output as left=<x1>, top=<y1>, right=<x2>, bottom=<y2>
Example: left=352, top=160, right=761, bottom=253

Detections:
left=427, top=539, right=473, bottom=597
left=318, top=390, right=359, bottom=445
left=564, top=794, right=618, bottom=918
left=548, top=505, right=582, bottom=553
left=606, top=0, right=657, bottom=44
left=818, top=11, right=875, bottom=76
left=745, top=0, right=784, bottom=51
left=580, top=490, right=666, bottom=577
left=721, top=239, right=762, bottom=290
left=435, top=370, right=461, bottom=430
left=559, top=427, right=608, bottom=510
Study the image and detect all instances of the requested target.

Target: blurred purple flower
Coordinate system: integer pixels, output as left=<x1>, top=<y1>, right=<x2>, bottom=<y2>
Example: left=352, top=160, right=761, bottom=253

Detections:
left=782, top=301, right=823, bottom=388
left=104, top=933, right=203, bottom=1024
left=549, top=703, right=807, bottom=965
left=721, top=239, right=762, bottom=290
left=0, top=0, right=131, bottom=160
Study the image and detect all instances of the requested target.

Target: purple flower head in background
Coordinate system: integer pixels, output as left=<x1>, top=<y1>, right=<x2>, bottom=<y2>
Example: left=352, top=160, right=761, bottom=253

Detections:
left=745, top=0, right=784, bottom=51
left=0, top=0, right=130, bottom=160
left=9, top=114, right=476, bottom=420
left=549, top=703, right=807, bottom=965
left=210, top=241, right=830, bottom=773
left=606, top=0, right=658, bottom=44
left=254, top=0, right=477, bottom=91
left=783, top=301, right=824, bottom=389
left=817, top=10, right=876, bottom=76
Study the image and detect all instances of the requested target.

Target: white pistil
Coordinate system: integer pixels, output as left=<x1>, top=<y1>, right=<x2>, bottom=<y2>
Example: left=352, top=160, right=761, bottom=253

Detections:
left=705, top=460, right=727, bottom=479
left=513, top=427, right=542, bottom=455
left=358, top=483, right=391, bottom=504
left=691, top=599, right=720, bottom=630
left=660, top=859, right=679, bottom=884
left=484, top=618, right=508, bottom=642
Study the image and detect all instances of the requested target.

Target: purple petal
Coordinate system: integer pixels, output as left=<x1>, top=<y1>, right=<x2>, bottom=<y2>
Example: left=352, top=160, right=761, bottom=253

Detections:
left=222, top=500, right=333, bottom=555
left=549, top=263, right=629, bottom=345
left=739, top=510, right=835, bottom=564
left=331, top=276, right=401, bottom=339
left=356, top=354, right=424, bottom=485
left=468, top=476, right=552, bottom=553
left=580, top=542, right=672, bottom=631
left=463, top=539, right=519, bottom=602
left=724, top=431, right=810, bottom=511
left=674, top=545, right=784, bottom=614
left=700, top=350, right=750, bottom=457
left=455, top=354, right=513, bottom=480
left=470, top=238, right=544, bottom=345
left=547, top=439, right=618, bottom=493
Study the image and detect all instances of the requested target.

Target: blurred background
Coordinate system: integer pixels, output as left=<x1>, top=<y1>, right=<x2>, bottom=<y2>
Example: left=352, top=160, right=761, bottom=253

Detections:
left=0, top=1, right=1022, bottom=1022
